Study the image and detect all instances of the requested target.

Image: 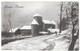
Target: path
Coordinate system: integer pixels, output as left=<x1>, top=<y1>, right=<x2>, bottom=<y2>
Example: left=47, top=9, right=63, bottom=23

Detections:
left=2, top=34, right=70, bottom=51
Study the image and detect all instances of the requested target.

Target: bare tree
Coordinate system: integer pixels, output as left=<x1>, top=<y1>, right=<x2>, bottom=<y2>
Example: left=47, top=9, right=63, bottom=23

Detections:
left=2, top=3, right=16, bottom=32
left=68, top=2, right=79, bottom=50
left=8, top=9, right=13, bottom=32
left=63, top=2, right=79, bottom=50
left=59, top=2, right=79, bottom=50
left=59, top=2, right=63, bottom=33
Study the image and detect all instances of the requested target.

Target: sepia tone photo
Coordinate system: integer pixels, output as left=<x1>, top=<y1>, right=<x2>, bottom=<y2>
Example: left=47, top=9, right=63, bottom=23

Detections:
left=1, top=2, right=79, bottom=51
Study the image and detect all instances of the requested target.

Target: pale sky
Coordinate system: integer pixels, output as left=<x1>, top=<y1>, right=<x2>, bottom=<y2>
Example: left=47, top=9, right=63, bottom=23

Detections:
left=2, top=2, right=60, bottom=31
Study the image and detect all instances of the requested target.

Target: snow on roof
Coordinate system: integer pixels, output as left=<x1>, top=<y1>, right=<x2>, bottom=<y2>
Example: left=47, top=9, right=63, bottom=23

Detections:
left=31, top=19, right=39, bottom=25
left=33, top=13, right=42, bottom=17
left=9, top=28, right=19, bottom=33
left=51, top=20, right=56, bottom=25
left=43, top=20, right=52, bottom=24
left=20, top=26, right=31, bottom=30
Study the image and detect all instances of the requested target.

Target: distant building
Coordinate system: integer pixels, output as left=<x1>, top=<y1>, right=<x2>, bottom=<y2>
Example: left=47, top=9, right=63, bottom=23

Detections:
left=9, top=27, right=19, bottom=33
left=43, top=20, right=53, bottom=31
left=9, top=27, right=21, bottom=35
left=31, top=13, right=56, bottom=36
left=33, top=14, right=43, bottom=31
left=9, top=13, right=56, bottom=36
left=20, top=26, right=31, bottom=36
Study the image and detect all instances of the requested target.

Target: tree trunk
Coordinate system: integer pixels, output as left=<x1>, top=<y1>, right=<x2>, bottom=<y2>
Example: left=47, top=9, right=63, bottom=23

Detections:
left=68, top=36, right=78, bottom=50
left=68, top=29, right=79, bottom=51
left=59, top=2, right=63, bottom=33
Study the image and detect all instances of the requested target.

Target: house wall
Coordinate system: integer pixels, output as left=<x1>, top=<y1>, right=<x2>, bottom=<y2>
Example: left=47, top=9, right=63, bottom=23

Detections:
left=20, top=30, right=31, bottom=36
left=31, top=24, right=39, bottom=36
left=52, top=24, right=55, bottom=29
left=34, top=16, right=43, bottom=31
left=15, top=29, right=21, bottom=35
left=43, top=24, right=52, bottom=31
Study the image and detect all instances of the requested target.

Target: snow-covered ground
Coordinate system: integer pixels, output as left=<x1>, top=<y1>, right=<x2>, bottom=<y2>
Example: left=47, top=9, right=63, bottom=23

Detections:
left=2, top=30, right=72, bottom=51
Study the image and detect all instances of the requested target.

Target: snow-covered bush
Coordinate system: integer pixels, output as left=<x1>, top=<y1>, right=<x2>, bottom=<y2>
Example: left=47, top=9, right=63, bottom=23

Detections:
left=48, top=29, right=59, bottom=34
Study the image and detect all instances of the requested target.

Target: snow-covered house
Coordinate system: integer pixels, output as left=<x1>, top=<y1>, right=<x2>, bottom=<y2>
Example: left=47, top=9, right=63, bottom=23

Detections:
left=43, top=20, right=53, bottom=31
left=33, top=13, right=43, bottom=31
left=20, top=26, right=31, bottom=36
left=9, top=27, right=21, bottom=35
left=31, top=13, right=56, bottom=36
left=9, top=27, right=19, bottom=33
left=8, top=14, right=56, bottom=36
left=33, top=14, right=56, bottom=31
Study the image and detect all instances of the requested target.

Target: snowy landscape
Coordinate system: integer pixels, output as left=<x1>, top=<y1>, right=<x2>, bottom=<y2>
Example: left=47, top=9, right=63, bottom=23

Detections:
left=1, top=2, right=79, bottom=51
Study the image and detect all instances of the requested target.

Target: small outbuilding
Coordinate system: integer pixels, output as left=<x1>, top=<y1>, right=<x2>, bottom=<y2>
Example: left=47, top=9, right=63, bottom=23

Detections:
left=20, top=26, right=31, bottom=36
left=9, top=28, right=19, bottom=33
left=9, top=27, right=21, bottom=35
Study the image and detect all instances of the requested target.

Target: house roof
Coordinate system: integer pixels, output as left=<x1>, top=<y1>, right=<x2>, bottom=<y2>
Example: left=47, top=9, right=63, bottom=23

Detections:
left=20, top=26, right=31, bottom=30
left=9, top=28, right=19, bottom=33
left=33, top=13, right=42, bottom=17
left=51, top=20, right=56, bottom=25
left=42, top=20, right=52, bottom=24
left=43, top=20, right=56, bottom=25
left=31, top=19, right=39, bottom=25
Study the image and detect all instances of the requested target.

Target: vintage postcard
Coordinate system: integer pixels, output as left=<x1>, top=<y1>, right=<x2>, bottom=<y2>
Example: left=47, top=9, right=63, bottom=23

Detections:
left=1, top=1, right=79, bottom=51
